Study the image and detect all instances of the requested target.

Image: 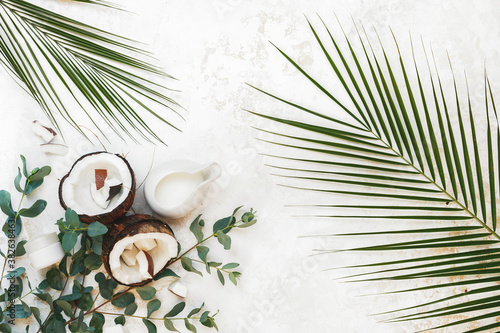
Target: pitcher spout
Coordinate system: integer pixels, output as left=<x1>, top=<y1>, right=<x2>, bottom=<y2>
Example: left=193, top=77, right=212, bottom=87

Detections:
left=200, top=162, right=222, bottom=184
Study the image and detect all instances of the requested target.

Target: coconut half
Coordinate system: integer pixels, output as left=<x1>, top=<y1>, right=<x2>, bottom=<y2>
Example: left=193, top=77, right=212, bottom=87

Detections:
left=59, top=152, right=136, bottom=224
left=102, top=214, right=178, bottom=286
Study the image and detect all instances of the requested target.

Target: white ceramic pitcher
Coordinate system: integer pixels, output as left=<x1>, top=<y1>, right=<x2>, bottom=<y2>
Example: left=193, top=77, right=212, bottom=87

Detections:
left=144, top=160, right=222, bottom=219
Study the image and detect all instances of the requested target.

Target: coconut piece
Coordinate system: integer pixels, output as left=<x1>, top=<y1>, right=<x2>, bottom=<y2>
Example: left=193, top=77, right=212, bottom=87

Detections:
left=137, top=250, right=154, bottom=280
left=95, top=169, right=107, bottom=190
left=124, top=243, right=134, bottom=251
left=40, top=143, right=69, bottom=156
left=144, top=251, right=154, bottom=278
left=90, top=181, right=109, bottom=209
left=32, top=120, right=57, bottom=143
left=59, top=152, right=135, bottom=224
left=168, top=281, right=187, bottom=298
left=103, top=214, right=177, bottom=286
left=107, top=178, right=123, bottom=201
left=135, top=238, right=157, bottom=252
left=90, top=177, right=124, bottom=210
left=121, top=246, right=139, bottom=266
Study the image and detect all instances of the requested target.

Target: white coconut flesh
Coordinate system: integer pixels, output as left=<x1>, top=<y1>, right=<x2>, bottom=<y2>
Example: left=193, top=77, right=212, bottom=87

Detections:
left=109, top=232, right=177, bottom=285
left=90, top=177, right=122, bottom=209
left=168, top=281, right=187, bottom=298
left=121, top=246, right=139, bottom=266
left=61, top=154, right=132, bottom=216
left=32, top=120, right=57, bottom=142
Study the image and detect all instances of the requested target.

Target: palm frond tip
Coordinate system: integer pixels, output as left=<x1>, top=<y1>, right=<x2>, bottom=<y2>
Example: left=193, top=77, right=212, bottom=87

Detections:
left=252, top=16, right=500, bottom=331
left=0, top=0, right=182, bottom=143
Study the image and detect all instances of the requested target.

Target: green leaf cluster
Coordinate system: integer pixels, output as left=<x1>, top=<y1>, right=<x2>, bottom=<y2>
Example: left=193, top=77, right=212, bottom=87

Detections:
left=172, top=208, right=256, bottom=286
left=57, top=208, right=107, bottom=255
left=163, top=302, right=218, bottom=332
left=0, top=155, right=56, bottom=331
left=0, top=154, right=108, bottom=333
left=1, top=155, right=51, bottom=238
left=0, top=155, right=51, bottom=325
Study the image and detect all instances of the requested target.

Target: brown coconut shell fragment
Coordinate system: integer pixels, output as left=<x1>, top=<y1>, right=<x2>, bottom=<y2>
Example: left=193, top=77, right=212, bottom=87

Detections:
left=59, top=151, right=136, bottom=225
left=102, top=214, right=177, bottom=287
left=95, top=169, right=107, bottom=190
left=143, top=251, right=155, bottom=279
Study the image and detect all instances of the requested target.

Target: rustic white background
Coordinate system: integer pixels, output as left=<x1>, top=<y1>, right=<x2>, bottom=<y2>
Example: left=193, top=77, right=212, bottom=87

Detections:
left=1, top=0, right=500, bottom=332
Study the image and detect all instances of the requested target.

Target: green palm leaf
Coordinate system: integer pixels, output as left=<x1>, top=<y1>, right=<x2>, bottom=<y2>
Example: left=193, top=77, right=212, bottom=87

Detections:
left=251, top=16, right=500, bottom=331
left=0, top=0, right=182, bottom=143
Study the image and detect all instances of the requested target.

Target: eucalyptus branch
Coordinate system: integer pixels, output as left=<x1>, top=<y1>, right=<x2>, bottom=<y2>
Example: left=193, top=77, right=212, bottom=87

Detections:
left=72, top=268, right=88, bottom=317
left=12, top=180, right=29, bottom=230
left=18, top=287, right=35, bottom=301
left=167, top=209, right=254, bottom=285
left=90, top=287, right=102, bottom=310
left=64, top=286, right=135, bottom=326
left=91, top=288, right=135, bottom=315
left=192, top=259, right=231, bottom=274
left=95, top=311, right=202, bottom=321
left=36, top=259, right=74, bottom=333
left=0, top=178, right=30, bottom=286
left=170, top=217, right=246, bottom=266
left=1, top=287, right=36, bottom=314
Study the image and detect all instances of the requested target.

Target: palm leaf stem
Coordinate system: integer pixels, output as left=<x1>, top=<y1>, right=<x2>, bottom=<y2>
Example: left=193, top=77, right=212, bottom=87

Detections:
left=346, top=126, right=500, bottom=241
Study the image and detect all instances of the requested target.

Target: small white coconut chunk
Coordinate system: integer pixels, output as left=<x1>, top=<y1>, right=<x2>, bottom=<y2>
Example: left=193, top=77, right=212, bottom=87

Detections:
left=121, top=246, right=139, bottom=266
left=168, top=281, right=187, bottom=298
left=107, top=177, right=122, bottom=187
left=32, top=120, right=57, bottom=143
left=136, top=250, right=153, bottom=280
left=135, top=238, right=157, bottom=252
left=109, top=232, right=177, bottom=285
left=40, top=143, right=68, bottom=156
left=90, top=177, right=123, bottom=210
left=124, top=243, right=134, bottom=251
left=90, top=182, right=109, bottom=209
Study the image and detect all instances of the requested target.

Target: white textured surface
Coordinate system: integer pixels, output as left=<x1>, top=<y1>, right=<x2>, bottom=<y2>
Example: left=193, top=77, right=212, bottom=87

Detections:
left=1, top=1, right=500, bottom=332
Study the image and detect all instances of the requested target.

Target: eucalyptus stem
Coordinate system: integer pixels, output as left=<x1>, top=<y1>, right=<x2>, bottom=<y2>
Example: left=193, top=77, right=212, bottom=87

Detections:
left=169, top=219, right=243, bottom=266
left=90, top=289, right=102, bottom=310
left=0, top=178, right=30, bottom=286
left=1, top=287, right=36, bottom=314
left=18, top=287, right=35, bottom=301
left=73, top=268, right=88, bottom=317
left=12, top=180, right=29, bottom=232
left=65, top=287, right=135, bottom=326
left=95, top=311, right=201, bottom=321
left=37, top=260, right=73, bottom=333
left=192, top=259, right=231, bottom=274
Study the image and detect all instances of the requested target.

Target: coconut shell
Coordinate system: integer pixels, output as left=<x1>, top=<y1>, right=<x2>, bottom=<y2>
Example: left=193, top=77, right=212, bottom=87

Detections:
left=59, top=151, right=136, bottom=225
left=102, top=214, right=176, bottom=287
